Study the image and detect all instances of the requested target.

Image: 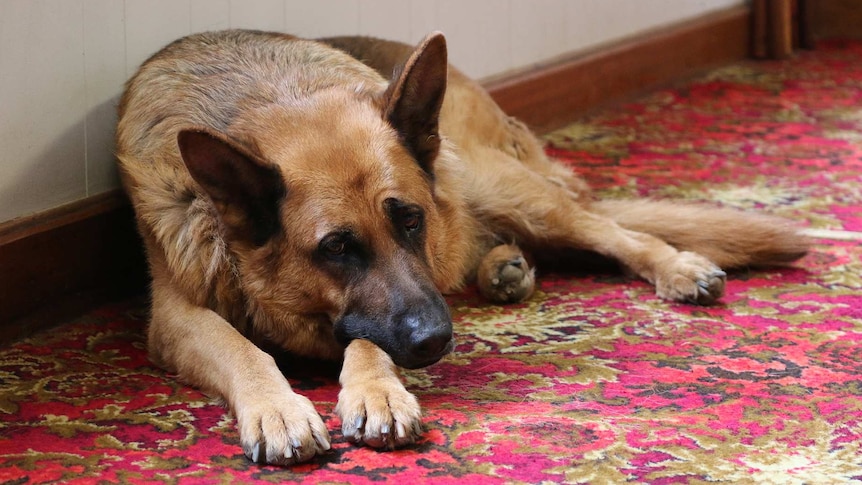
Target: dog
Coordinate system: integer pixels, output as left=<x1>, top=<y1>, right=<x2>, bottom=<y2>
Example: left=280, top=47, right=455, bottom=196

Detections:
left=115, top=29, right=808, bottom=465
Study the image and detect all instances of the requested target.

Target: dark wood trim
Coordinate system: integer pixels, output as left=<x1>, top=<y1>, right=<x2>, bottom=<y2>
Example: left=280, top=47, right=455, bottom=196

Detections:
left=0, top=7, right=754, bottom=343
left=0, top=191, right=127, bottom=246
left=0, top=190, right=148, bottom=344
left=802, top=0, right=862, bottom=41
left=486, top=6, right=751, bottom=132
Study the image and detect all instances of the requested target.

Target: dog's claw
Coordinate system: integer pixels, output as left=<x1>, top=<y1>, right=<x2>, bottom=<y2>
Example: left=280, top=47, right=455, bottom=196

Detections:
left=657, top=251, right=727, bottom=305
left=251, top=442, right=262, bottom=463
left=313, top=430, right=331, bottom=451
left=336, top=377, right=423, bottom=450
left=237, top=385, right=331, bottom=466
left=343, top=411, right=413, bottom=448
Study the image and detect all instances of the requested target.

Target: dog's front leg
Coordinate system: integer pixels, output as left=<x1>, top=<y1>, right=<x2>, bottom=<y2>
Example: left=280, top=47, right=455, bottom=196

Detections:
left=336, top=339, right=423, bottom=448
left=149, top=278, right=331, bottom=465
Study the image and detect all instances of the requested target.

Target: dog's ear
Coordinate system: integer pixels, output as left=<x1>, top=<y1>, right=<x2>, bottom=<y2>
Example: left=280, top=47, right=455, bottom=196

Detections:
left=177, top=129, right=286, bottom=246
left=382, top=32, right=448, bottom=176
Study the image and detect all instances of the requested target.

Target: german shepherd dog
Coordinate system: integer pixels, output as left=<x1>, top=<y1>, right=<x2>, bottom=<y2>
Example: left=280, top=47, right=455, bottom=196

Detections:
left=116, top=30, right=808, bottom=465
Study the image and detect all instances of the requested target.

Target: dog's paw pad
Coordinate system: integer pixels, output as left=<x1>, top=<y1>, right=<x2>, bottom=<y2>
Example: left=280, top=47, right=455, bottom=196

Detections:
left=478, top=245, right=536, bottom=303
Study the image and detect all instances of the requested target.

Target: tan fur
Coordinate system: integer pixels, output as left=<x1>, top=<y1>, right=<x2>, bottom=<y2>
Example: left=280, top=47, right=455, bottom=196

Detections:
left=116, top=30, right=808, bottom=466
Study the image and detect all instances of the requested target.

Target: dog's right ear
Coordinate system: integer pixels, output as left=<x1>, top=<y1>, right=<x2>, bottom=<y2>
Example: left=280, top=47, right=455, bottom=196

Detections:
left=177, top=129, right=286, bottom=247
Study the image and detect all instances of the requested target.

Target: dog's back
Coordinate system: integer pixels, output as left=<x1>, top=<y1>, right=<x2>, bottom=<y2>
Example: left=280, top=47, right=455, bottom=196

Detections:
left=118, top=31, right=391, bottom=172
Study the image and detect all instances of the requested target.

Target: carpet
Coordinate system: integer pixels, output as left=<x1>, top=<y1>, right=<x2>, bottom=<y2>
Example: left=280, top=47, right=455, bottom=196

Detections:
left=2, top=40, right=862, bottom=484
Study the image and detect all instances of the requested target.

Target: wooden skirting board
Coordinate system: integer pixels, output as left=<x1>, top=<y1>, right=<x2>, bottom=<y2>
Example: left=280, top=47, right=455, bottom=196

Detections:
left=804, top=0, right=862, bottom=41
left=0, top=5, right=752, bottom=343
left=486, top=5, right=750, bottom=131
left=0, top=191, right=148, bottom=343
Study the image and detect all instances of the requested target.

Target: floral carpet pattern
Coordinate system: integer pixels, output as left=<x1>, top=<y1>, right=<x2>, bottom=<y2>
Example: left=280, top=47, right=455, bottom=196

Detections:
left=3, top=41, right=862, bottom=484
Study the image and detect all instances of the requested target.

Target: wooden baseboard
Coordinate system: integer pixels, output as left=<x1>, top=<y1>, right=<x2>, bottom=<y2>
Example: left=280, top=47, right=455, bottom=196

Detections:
left=0, top=191, right=148, bottom=343
left=804, top=0, right=862, bottom=41
left=0, top=7, right=752, bottom=343
left=486, top=6, right=751, bottom=132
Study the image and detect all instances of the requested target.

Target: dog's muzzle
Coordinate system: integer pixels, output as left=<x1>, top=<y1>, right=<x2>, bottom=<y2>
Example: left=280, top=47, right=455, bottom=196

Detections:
left=334, top=296, right=454, bottom=369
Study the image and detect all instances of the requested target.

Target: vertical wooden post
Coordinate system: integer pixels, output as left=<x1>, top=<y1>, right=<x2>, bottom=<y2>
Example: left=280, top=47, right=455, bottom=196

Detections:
left=797, top=0, right=815, bottom=49
left=768, top=0, right=795, bottom=58
left=752, top=0, right=770, bottom=58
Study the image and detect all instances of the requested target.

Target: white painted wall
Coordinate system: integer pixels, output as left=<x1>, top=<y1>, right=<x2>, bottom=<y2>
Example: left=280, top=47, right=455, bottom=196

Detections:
left=0, top=0, right=743, bottom=223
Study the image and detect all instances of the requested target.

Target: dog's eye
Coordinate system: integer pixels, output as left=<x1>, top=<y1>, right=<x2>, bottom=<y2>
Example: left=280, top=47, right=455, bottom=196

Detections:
left=403, top=212, right=422, bottom=232
left=384, top=198, right=424, bottom=237
left=315, top=231, right=369, bottom=269
left=320, top=236, right=347, bottom=257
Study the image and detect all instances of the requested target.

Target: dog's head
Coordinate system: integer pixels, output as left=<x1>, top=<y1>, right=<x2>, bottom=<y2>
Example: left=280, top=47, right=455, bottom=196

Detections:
left=175, top=33, right=454, bottom=369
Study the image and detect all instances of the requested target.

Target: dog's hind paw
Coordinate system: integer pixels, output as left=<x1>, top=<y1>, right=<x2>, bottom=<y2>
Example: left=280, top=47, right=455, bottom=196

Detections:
left=655, top=251, right=726, bottom=305
left=477, top=244, right=536, bottom=303
left=335, top=378, right=423, bottom=449
left=236, top=384, right=331, bottom=466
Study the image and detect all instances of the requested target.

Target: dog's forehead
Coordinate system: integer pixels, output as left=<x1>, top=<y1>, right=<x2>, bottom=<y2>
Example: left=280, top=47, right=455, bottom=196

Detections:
left=254, top=91, right=431, bottom=193
left=252, top=91, right=434, bottom=243
left=288, top=150, right=432, bottom=238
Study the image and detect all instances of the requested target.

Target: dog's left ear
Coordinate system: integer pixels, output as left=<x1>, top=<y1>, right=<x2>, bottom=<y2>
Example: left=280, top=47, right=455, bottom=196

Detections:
left=382, top=32, right=448, bottom=176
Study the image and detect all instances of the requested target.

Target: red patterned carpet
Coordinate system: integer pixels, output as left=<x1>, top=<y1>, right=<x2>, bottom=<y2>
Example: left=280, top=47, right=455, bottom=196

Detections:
left=3, top=41, right=862, bottom=483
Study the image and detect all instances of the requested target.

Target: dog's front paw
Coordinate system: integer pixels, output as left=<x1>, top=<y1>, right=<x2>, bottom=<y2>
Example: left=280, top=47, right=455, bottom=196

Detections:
left=655, top=251, right=726, bottom=305
left=477, top=244, right=536, bottom=303
left=335, top=379, right=423, bottom=449
left=236, top=386, right=331, bottom=466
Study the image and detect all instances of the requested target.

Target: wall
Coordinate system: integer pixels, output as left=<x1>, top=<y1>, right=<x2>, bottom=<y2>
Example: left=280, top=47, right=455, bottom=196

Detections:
left=0, top=0, right=743, bottom=223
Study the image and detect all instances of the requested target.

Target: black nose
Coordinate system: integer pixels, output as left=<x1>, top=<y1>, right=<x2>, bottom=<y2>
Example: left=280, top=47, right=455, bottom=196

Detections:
left=396, top=311, right=453, bottom=369
left=408, top=322, right=452, bottom=359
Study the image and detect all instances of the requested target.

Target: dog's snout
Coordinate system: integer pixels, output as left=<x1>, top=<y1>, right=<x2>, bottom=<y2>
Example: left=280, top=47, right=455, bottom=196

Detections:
left=334, top=263, right=454, bottom=370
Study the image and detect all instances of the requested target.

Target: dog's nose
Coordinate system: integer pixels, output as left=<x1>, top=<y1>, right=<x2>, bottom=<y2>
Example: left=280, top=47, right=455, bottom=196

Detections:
left=409, top=323, right=452, bottom=359
left=399, top=312, right=453, bottom=368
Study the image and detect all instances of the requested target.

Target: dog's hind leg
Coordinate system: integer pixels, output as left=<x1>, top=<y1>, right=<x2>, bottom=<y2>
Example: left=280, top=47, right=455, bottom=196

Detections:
left=465, top=148, right=727, bottom=304
left=476, top=243, right=537, bottom=303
